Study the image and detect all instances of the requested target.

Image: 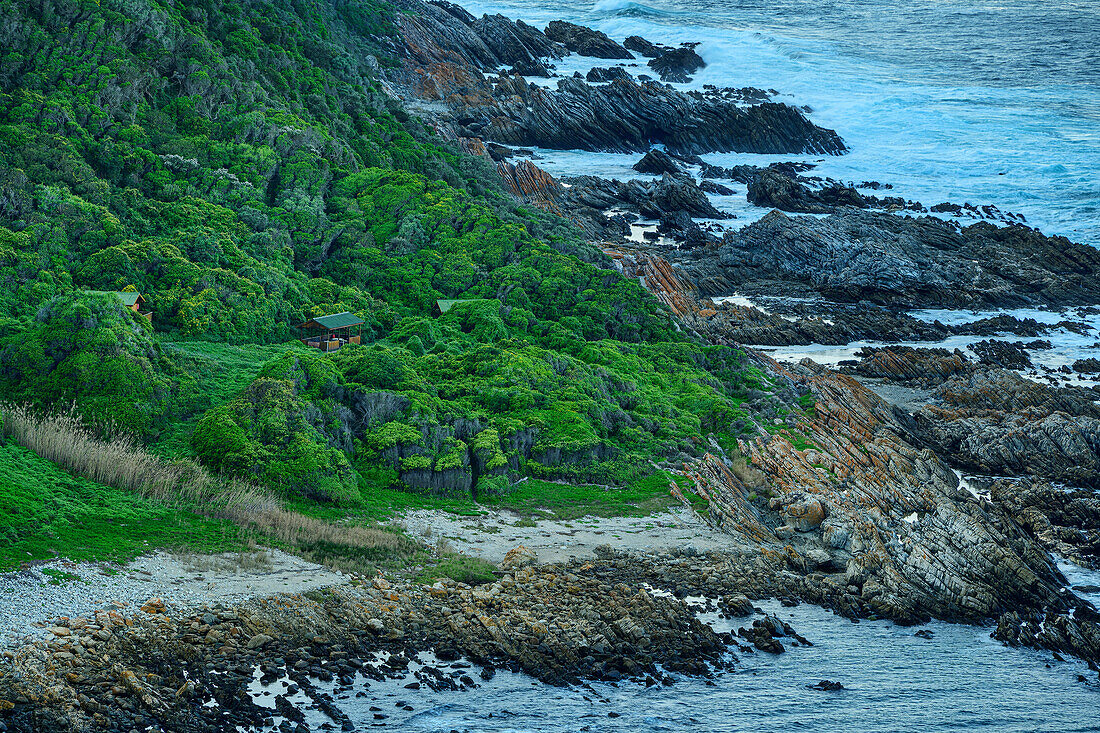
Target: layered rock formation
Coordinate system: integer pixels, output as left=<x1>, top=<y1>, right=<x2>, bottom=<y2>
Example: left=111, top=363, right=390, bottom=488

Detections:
left=677, top=356, right=1080, bottom=626
left=604, top=243, right=1100, bottom=660
left=850, top=348, right=1100, bottom=489
left=676, top=209, right=1100, bottom=308
left=992, top=479, right=1100, bottom=570
left=389, top=1, right=846, bottom=155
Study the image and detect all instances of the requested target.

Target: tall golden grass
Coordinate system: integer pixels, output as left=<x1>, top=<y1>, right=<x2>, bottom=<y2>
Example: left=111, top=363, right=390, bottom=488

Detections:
left=0, top=403, right=411, bottom=561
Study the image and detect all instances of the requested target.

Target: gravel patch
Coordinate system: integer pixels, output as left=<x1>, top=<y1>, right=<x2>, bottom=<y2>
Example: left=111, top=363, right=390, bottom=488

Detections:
left=399, top=507, right=735, bottom=564
left=854, top=376, right=935, bottom=412
left=0, top=548, right=345, bottom=645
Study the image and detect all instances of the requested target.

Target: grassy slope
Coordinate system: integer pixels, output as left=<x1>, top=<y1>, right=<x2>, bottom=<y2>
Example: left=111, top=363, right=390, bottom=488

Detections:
left=0, top=438, right=242, bottom=571
left=153, top=339, right=312, bottom=457
left=0, top=0, right=791, bottom=579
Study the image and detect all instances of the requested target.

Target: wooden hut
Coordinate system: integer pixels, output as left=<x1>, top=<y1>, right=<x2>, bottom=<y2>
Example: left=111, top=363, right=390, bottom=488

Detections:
left=88, top=291, right=153, bottom=323
left=433, top=298, right=484, bottom=316
left=297, top=312, right=364, bottom=352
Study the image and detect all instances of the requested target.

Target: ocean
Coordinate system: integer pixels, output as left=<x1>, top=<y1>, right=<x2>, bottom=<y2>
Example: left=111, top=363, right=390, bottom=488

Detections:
left=258, top=590, right=1100, bottom=731
left=448, top=0, right=1100, bottom=384
left=250, top=3, right=1100, bottom=728
left=462, top=0, right=1100, bottom=247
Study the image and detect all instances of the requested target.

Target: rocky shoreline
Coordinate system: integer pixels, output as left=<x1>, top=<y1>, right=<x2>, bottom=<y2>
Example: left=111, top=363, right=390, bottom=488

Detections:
left=2, top=545, right=1097, bottom=731
left=0, top=553, right=760, bottom=732
left=4, top=0, right=1100, bottom=727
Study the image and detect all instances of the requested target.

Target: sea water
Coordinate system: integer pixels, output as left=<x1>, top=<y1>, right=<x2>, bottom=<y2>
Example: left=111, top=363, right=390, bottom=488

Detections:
left=455, top=0, right=1100, bottom=380
left=258, top=588, right=1100, bottom=731
left=461, top=0, right=1100, bottom=247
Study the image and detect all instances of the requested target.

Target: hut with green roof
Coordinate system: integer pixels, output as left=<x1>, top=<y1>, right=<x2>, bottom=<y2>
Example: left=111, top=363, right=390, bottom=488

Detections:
left=296, top=312, right=364, bottom=352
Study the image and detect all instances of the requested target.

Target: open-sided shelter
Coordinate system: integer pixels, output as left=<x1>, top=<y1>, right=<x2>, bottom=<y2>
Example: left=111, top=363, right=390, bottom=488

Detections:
left=297, top=312, right=364, bottom=352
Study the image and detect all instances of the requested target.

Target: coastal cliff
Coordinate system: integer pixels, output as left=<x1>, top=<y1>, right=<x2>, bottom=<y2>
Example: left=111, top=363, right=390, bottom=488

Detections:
left=1, top=0, right=1099, bottom=728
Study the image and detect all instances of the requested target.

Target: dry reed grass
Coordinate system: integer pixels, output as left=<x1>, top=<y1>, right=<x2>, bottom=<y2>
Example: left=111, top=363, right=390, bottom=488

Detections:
left=0, top=403, right=414, bottom=564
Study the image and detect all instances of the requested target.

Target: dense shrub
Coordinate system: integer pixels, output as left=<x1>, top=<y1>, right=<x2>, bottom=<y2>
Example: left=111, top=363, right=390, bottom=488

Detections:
left=0, top=0, right=792, bottom=506
left=0, top=292, right=190, bottom=438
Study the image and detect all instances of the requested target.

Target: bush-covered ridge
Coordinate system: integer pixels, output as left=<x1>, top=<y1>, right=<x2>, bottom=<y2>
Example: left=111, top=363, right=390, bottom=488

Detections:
left=0, top=0, right=665, bottom=342
left=189, top=304, right=773, bottom=503
left=0, top=0, right=796, bottom=505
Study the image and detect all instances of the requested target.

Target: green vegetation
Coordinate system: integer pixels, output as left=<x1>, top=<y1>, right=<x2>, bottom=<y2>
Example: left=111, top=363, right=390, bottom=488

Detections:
left=0, top=438, right=242, bottom=570
left=0, top=0, right=809, bottom=564
left=41, top=568, right=84, bottom=585
left=481, top=474, right=683, bottom=521
left=416, top=555, right=499, bottom=586
left=0, top=405, right=418, bottom=574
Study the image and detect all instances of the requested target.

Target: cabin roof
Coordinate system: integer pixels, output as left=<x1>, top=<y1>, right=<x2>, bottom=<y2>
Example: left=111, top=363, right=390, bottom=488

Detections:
left=116, top=291, right=142, bottom=307
left=85, top=290, right=143, bottom=307
left=299, top=311, right=364, bottom=330
left=435, top=298, right=483, bottom=314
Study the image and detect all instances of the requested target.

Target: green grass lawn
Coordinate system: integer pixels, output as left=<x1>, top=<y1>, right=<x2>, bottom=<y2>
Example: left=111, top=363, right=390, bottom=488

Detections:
left=154, top=339, right=310, bottom=458
left=0, top=439, right=244, bottom=571
left=479, top=471, right=689, bottom=521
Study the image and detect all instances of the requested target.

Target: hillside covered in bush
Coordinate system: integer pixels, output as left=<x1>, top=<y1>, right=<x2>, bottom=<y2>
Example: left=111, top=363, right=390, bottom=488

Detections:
left=0, top=0, right=795, bottom=506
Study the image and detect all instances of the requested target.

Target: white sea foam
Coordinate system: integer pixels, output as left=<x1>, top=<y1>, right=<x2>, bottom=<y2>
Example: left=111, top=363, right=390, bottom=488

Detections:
left=461, top=0, right=1100, bottom=247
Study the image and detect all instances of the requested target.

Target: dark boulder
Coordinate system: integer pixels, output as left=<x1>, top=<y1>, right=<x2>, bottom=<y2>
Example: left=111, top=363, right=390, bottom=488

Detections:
left=624, top=35, right=664, bottom=57
left=1074, top=358, right=1100, bottom=374
left=971, top=339, right=1033, bottom=370
left=701, top=162, right=765, bottom=185
left=586, top=66, right=633, bottom=83
left=658, top=209, right=706, bottom=245
left=699, top=179, right=736, bottom=196
left=633, top=149, right=683, bottom=176
left=747, top=169, right=866, bottom=214
left=648, top=45, right=705, bottom=83
left=561, top=173, right=727, bottom=220
left=544, top=20, right=633, bottom=59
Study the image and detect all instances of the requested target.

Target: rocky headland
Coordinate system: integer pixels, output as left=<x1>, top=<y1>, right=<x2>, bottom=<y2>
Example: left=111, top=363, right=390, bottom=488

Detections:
left=376, top=0, right=1100, bottom=672
left=3, top=0, right=1100, bottom=729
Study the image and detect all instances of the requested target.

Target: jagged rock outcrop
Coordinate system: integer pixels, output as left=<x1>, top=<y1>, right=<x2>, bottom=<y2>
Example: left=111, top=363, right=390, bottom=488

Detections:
left=647, top=45, right=705, bottom=83
left=746, top=169, right=867, bottom=213
left=852, top=346, right=973, bottom=386
left=680, top=357, right=1075, bottom=626
left=399, top=1, right=564, bottom=68
left=493, top=158, right=728, bottom=240
left=624, top=35, right=663, bottom=57
left=970, top=339, right=1034, bottom=369
left=633, top=149, right=684, bottom=176
left=585, top=65, right=632, bottom=83
left=562, top=173, right=727, bottom=220
left=694, top=209, right=1100, bottom=308
left=604, top=246, right=981, bottom=346
left=602, top=247, right=700, bottom=318
left=495, top=158, right=564, bottom=212
left=698, top=179, right=735, bottom=195
left=543, top=20, right=633, bottom=59
left=410, top=70, right=847, bottom=154
left=844, top=347, right=1100, bottom=488
left=390, top=2, right=847, bottom=156
left=1075, top=358, right=1100, bottom=374
left=993, top=608, right=1100, bottom=668
left=900, top=408, right=1100, bottom=489
left=992, top=478, right=1100, bottom=569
